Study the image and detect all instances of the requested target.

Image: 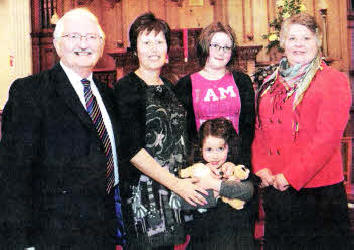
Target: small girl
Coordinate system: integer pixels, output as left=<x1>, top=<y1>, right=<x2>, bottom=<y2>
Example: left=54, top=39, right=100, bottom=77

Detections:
left=183, top=117, right=256, bottom=250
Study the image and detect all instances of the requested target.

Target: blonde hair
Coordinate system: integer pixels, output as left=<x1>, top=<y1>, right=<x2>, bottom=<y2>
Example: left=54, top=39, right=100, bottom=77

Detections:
left=53, top=8, right=105, bottom=40
left=279, top=13, right=322, bottom=49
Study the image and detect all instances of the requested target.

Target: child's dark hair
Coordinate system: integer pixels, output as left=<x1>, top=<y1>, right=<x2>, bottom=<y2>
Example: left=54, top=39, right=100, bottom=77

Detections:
left=191, top=117, right=240, bottom=164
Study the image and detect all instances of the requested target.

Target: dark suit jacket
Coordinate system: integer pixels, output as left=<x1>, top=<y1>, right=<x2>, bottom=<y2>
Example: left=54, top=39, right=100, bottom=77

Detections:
left=0, top=64, right=119, bottom=249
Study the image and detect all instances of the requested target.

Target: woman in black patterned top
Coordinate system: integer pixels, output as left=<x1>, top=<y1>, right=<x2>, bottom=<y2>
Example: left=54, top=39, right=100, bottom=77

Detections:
left=114, top=13, right=207, bottom=249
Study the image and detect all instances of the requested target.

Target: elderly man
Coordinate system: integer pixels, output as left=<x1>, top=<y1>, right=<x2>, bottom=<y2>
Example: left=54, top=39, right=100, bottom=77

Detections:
left=0, top=8, right=123, bottom=249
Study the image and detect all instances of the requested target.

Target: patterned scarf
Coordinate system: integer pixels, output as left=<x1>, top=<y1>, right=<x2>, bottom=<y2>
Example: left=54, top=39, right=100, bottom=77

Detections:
left=261, top=54, right=322, bottom=110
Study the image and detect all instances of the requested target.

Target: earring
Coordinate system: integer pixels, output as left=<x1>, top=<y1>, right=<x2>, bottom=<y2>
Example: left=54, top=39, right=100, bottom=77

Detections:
left=165, top=54, right=169, bottom=64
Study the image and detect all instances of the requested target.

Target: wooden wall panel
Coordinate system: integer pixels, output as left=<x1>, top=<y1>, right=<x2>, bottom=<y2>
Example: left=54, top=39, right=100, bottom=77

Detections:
left=97, top=1, right=123, bottom=68
left=213, top=0, right=228, bottom=23
left=250, top=0, right=269, bottom=62
left=178, top=1, right=213, bottom=28
left=147, top=0, right=166, bottom=20
left=165, top=1, right=180, bottom=29
left=227, top=0, right=243, bottom=47
left=31, top=0, right=351, bottom=73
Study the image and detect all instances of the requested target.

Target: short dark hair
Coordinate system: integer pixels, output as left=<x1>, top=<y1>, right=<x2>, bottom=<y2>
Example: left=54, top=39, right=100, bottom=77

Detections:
left=197, top=22, right=237, bottom=68
left=129, top=12, right=171, bottom=53
left=195, top=117, right=240, bottom=164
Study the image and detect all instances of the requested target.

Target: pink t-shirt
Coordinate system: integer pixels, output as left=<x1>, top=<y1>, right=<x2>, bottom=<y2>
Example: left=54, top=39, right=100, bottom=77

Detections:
left=191, top=72, right=241, bottom=133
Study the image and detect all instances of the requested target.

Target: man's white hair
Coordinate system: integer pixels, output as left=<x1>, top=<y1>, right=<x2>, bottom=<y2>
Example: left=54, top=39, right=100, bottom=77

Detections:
left=53, top=8, right=105, bottom=40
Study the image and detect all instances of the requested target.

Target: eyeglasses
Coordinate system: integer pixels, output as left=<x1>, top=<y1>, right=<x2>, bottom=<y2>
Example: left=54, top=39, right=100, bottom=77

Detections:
left=210, top=43, right=232, bottom=53
left=61, top=33, right=102, bottom=43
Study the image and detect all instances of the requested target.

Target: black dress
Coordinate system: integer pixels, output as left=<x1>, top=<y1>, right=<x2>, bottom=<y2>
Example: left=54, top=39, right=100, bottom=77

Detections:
left=115, top=73, right=188, bottom=249
left=188, top=201, right=255, bottom=250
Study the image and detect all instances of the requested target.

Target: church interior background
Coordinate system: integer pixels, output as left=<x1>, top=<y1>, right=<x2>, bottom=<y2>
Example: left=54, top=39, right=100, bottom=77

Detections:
left=0, top=0, right=353, bottom=236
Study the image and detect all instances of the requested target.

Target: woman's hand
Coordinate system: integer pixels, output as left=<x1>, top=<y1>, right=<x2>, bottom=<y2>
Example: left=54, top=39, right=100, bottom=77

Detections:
left=131, top=149, right=208, bottom=207
left=273, top=173, right=290, bottom=191
left=256, top=168, right=274, bottom=188
left=173, top=177, right=208, bottom=207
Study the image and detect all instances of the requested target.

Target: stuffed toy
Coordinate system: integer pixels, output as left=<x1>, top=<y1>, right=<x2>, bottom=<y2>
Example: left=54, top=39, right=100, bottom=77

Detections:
left=179, top=163, right=211, bottom=178
left=221, top=164, right=249, bottom=210
left=179, top=163, right=249, bottom=210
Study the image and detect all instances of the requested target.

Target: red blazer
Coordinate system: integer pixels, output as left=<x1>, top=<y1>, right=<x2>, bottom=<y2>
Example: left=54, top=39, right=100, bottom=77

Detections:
left=252, top=63, right=351, bottom=190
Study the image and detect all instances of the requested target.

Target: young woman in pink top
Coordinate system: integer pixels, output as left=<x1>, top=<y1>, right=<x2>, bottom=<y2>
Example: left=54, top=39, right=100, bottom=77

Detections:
left=175, top=22, right=255, bottom=172
left=175, top=22, right=258, bottom=250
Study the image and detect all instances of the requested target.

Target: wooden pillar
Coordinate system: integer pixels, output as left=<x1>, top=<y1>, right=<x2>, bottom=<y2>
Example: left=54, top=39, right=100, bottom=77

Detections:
left=213, top=0, right=228, bottom=24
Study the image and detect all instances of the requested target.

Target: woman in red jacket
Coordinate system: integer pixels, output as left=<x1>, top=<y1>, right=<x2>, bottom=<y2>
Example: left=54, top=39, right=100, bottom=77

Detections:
left=252, top=13, right=351, bottom=250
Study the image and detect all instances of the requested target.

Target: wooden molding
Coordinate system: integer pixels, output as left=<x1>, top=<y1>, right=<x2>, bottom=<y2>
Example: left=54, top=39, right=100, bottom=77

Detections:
left=237, top=45, right=263, bottom=60
left=242, top=0, right=246, bottom=42
left=249, top=0, right=254, bottom=41
left=105, top=0, right=121, bottom=8
left=31, top=31, right=53, bottom=38
left=170, top=0, right=183, bottom=7
left=76, top=0, right=94, bottom=5
left=93, top=68, right=117, bottom=88
left=108, top=44, right=263, bottom=82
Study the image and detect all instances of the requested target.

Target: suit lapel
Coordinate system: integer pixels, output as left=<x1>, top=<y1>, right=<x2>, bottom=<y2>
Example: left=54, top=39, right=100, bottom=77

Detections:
left=51, top=64, right=95, bottom=130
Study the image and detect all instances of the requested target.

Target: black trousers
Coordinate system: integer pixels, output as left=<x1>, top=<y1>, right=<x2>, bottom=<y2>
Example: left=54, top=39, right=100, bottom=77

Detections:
left=262, top=182, right=350, bottom=250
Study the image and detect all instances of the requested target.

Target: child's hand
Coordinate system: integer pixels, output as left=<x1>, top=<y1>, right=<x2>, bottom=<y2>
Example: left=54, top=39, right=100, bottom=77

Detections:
left=206, top=162, right=223, bottom=179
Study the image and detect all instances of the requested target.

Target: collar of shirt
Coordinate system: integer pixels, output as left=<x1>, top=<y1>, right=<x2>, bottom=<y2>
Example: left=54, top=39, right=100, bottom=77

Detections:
left=60, top=61, right=98, bottom=108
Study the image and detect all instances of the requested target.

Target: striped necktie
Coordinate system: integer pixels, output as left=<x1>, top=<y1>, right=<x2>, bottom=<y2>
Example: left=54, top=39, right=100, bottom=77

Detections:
left=81, top=78, right=114, bottom=193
